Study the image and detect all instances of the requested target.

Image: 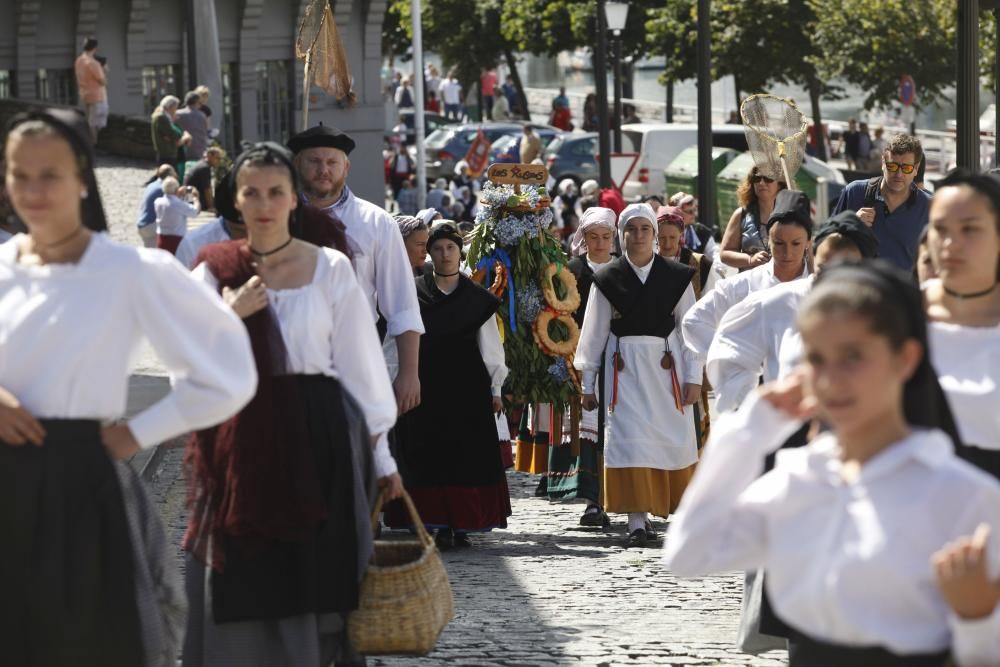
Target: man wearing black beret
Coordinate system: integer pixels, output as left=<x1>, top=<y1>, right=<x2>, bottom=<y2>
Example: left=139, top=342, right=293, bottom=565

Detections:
left=289, top=124, right=425, bottom=421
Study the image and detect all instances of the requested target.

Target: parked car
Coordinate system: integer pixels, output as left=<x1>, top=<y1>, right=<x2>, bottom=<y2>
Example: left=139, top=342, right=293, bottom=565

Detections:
left=392, top=110, right=459, bottom=145
left=543, top=132, right=601, bottom=187
left=489, top=127, right=562, bottom=164
left=621, top=123, right=749, bottom=201
left=417, top=122, right=527, bottom=180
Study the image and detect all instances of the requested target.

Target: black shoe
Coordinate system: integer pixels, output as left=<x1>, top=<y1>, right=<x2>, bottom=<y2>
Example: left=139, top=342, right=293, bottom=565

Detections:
left=579, top=505, right=611, bottom=528
left=435, top=528, right=454, bottom=551
left=644, top=520, right=659, bottom=541
left=625, top=529, right=648, bottom=548
left=534, top=477, right=549, bottom=497
left=453, top=532, right=472, bottom=548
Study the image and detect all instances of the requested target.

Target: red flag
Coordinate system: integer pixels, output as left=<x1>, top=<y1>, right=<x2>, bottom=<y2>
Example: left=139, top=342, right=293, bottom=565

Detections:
left=464, top=128, right=491, bottom=178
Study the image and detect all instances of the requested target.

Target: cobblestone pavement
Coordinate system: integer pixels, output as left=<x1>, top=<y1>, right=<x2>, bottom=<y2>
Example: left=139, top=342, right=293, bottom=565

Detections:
left=97, top=156, right=788, bottom=666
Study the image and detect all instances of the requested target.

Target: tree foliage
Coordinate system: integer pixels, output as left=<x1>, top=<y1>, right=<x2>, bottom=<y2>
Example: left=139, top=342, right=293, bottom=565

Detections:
left=807, top=0, right=956, bottom=110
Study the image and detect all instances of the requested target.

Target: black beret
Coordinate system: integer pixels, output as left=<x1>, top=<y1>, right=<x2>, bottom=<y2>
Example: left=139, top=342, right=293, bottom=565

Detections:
left=427, top=221, right=464, bottom=250
left=287, top=124, right=356, bottom=155
left=814, top=211, right=879, bottom=259
left=767, top=189, right=813, bottom=236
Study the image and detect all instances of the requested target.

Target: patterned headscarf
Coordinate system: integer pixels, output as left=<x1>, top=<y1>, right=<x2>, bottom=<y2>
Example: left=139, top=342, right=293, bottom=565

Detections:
left=393, top=214, right=427, bottom=239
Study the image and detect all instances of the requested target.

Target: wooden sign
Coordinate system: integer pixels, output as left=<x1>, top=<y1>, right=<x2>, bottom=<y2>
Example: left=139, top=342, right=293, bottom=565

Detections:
left=487, top=163, right=549, bottom=186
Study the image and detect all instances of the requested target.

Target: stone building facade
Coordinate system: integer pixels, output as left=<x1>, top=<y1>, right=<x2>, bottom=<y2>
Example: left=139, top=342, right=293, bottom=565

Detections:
left=0, top=0, right=388, bottom=204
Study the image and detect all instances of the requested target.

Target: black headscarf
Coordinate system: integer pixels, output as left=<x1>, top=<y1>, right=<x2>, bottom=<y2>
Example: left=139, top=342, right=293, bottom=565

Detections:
left=4, top=107, right=108, bottom=232
left=810, top=261, right=962, bottom=448
left=814, top=211, right=879, bottom=259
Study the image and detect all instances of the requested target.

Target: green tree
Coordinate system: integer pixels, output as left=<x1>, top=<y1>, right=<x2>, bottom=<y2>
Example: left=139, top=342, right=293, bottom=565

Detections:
left=807, top=0, right=955, bottom=110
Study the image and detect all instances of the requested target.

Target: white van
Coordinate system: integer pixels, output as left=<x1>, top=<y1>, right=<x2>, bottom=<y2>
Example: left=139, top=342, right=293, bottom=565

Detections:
left=621, top=123, right=749, bottom=201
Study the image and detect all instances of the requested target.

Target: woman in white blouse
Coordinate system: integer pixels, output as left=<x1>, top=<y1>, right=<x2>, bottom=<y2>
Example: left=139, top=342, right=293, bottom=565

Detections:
left=664, top=261, right=1000, bottom=665
left=182, top=143, right=399, bottom=667
left=924, top=170, right=1000, bottom=481
left=0, top=109, right=256, bottom=666
left=384, top=222, right=511, bottom=550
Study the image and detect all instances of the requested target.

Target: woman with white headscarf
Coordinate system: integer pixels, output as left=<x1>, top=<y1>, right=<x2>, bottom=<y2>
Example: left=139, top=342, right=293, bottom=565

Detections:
left=552, top=178, right=581, bottom=236
left=547, top=208, right=618, bottom=527
left=574, top=203, right=703, bottom=547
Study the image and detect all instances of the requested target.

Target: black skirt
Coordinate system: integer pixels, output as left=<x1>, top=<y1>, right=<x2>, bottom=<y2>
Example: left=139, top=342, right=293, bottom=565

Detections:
left=0, top=419, right=143, bottom=666
left=209, top=374, right=376, bottom=624
left=788, top=627, right=949, bottom=667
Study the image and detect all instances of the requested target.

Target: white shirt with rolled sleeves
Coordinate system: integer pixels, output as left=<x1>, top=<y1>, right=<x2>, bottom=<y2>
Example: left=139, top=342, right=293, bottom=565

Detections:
left=681, top=259, right=809, bottom=368
left=193, top=246, right=400, bottom=478
left=706, top=277, right=813, bottom=413
left=154, top=193, right=201, bottom=238
left=316, top=188, right=424, bottom=338
left=0, top=233, right=257, bottom=448
left=663, top=392, right=1000, bottom=665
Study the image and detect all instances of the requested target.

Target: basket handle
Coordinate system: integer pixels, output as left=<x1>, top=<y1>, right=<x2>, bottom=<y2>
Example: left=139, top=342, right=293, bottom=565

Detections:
left=370, top=488, right=434, bottom=547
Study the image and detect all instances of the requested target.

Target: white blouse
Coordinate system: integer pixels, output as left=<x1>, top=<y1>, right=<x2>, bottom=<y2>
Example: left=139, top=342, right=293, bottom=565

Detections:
left=706, top=278, right=813, bottom=413
left=175, top=218, right=232, bottom=269
left=663, top=392, right=1000, bottom=664
left=0, top=233, right=257, bottom=449
left=193, top=247, right=399, bottom=476
left=681, top=260, right=809, bottom=365
left=929, top=320, right=1000, bottom=450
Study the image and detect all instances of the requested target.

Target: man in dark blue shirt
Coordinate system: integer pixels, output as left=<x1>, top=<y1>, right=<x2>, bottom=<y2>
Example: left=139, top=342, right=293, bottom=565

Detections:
left=135, top=163, right=176, bottom=248
left=831, top=133, right=930, bottom=271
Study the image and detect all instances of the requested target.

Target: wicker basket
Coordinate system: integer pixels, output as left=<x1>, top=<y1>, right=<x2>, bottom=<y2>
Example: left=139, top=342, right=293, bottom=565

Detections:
left=347, top=490, right=455, bottom=656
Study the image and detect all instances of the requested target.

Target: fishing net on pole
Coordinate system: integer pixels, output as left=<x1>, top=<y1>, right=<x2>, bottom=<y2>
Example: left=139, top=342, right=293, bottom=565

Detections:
left=740, top=94, right=808, bottom=186
left=295, top=0, right=355, bottom=109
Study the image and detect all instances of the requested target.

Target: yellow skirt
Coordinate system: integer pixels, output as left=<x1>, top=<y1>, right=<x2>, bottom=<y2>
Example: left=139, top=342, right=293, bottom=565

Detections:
left=603, top=465, right=696, bottom=518
left=515, top=439, right=549, bottom=474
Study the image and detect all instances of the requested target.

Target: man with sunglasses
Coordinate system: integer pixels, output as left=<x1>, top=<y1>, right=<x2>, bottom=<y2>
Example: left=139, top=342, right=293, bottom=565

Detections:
left=831, top=133, right=930, bottom=270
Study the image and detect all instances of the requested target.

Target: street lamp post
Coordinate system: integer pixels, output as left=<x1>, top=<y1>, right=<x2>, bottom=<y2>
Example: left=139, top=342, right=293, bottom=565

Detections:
left=956, top=0, right=980, bottom=170
left=594, top=0, right=611, bottom=188
left=605, top=2, right=629, bottom=154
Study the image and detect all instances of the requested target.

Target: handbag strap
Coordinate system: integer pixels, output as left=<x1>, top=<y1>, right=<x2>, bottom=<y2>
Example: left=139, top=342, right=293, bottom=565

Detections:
left=370, top=489, right=434, bottom=548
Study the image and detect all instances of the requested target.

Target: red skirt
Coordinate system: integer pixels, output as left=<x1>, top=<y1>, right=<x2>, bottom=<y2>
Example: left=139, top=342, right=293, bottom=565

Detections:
left=157, top=234, right=183, bottom=255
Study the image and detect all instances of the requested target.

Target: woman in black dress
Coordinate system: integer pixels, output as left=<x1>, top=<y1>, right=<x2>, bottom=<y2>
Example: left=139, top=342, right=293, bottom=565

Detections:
left=386, top=222, right=511, bottom=549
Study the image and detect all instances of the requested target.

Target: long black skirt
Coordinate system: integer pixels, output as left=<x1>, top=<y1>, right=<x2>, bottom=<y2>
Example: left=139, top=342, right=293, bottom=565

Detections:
left=787, top=626, right=949, bottom=667
left=0, top=419, right=143, bottom=666
left=204, top=374, right=376, bottom=624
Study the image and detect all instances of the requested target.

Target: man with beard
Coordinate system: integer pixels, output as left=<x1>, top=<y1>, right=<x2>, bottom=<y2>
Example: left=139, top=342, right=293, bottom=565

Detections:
left=288, top=125, right=424, bottom=416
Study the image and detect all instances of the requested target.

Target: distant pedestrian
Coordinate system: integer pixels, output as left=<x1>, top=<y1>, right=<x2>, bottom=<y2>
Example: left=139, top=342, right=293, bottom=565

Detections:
left=136, top=163, right=177, bottom=248
left=856, top=122, right=874, bottom=170
left=151, top=95, right=192, bottom=178
left=839, top=118, right=861, bottom=170
left=394, top=75, right=415, bottom=110
left=194, top=84, right=213, bottom=122
left=396, top=175, right=419, bottom=216
left=622, top=104, right=640, bottom=125
left=154, top=177, right=201, bottom=254
left=501, top=74, right=518, bottom=118
left=519, top=124, right=542, bottom=164
left=183, top=146, right=225, bottom=211
left=550, top=86, right=572, bottom=131
left=583, top=93, right=598, bottom=132
left=425, top=65, right=442, bottom=102
left=427, top=178, right=451, bottom=217
left=439, top=70, right=463, bottom=121
left=388, top=145, right=415, bottom=199
left=73, top=37, right=107, bottom=143
left=175, top=91, right=210, bottom=163
left=480, top=68, right=498, bottom=120
left=426, top=90, right=441, bottom=113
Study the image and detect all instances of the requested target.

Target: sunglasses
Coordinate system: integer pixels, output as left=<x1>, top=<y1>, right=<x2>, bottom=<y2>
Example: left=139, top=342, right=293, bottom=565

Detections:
left=751, top=175, right=775, bottom=184
left=884, top=161, right=916, bottom=175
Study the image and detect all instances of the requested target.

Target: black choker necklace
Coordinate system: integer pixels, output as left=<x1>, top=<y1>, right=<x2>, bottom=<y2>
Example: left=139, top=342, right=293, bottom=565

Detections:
left=434, top=270, right=461, bottom=277
left=250, top=237, right=293, bottom=258
left=943, top=283, right=998, bottom=300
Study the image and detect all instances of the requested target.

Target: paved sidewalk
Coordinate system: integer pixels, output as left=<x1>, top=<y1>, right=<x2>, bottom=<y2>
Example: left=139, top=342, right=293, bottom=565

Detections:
left=370, top=472, right=787, bottom=667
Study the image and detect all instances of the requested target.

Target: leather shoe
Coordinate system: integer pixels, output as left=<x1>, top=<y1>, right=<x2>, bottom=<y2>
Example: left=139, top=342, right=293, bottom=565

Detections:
left=435, top=528, right=454, bottom=551
left=533, top=477, right=548, bottom=497
left=579, top=505, right=611, bottom=528
left=624, top=528, right=648, bottom=548
left=453, top=532, right=472, bottom=548
left=644, top=520, right=659, bottom=541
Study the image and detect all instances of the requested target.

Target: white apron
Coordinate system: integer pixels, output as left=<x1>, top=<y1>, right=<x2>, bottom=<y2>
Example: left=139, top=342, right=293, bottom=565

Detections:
left=602, top=332, right=697, bottom=471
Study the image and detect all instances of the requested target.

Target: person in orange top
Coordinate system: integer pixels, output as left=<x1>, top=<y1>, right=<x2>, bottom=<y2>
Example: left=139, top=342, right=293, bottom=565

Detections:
left=74, top=38, right=107, bottom=144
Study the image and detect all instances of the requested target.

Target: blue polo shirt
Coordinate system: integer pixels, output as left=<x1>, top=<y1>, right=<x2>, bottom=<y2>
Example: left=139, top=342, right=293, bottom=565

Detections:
left=831, top=178, right=930, bottom=271
left=136, top=178, right=164, bottom=228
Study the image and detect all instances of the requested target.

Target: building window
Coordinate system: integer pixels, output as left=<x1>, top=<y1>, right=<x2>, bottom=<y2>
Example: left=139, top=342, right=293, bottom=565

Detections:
left=256, top=60, right=292, bottom=143
left=142, top=65, right=180, bottom=115
left=0, top=71, right=14, bottom=99
left=36, top=69, right=77, bottom=106
left=221, top=63, right=241, bottom=152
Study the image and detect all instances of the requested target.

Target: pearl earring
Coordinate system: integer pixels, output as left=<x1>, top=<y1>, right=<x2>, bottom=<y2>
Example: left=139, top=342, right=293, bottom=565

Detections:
left=80, top=190, right=89, bottom=199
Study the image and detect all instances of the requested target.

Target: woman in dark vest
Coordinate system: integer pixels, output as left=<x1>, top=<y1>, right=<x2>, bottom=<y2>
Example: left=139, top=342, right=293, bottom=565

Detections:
left=574, top=203, right=704, bottom=548
left=386, top=221, right=512, bottom=549
left=547, top=207, right=618, bottom=527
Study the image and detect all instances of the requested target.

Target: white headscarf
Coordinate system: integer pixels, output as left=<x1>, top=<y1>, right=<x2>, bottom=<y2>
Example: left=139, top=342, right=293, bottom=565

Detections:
left=570, top=206, right=617, bottom=256
left=617, top=203, right=658, bottom=258
left=580, top=179, right=600, bottom=197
